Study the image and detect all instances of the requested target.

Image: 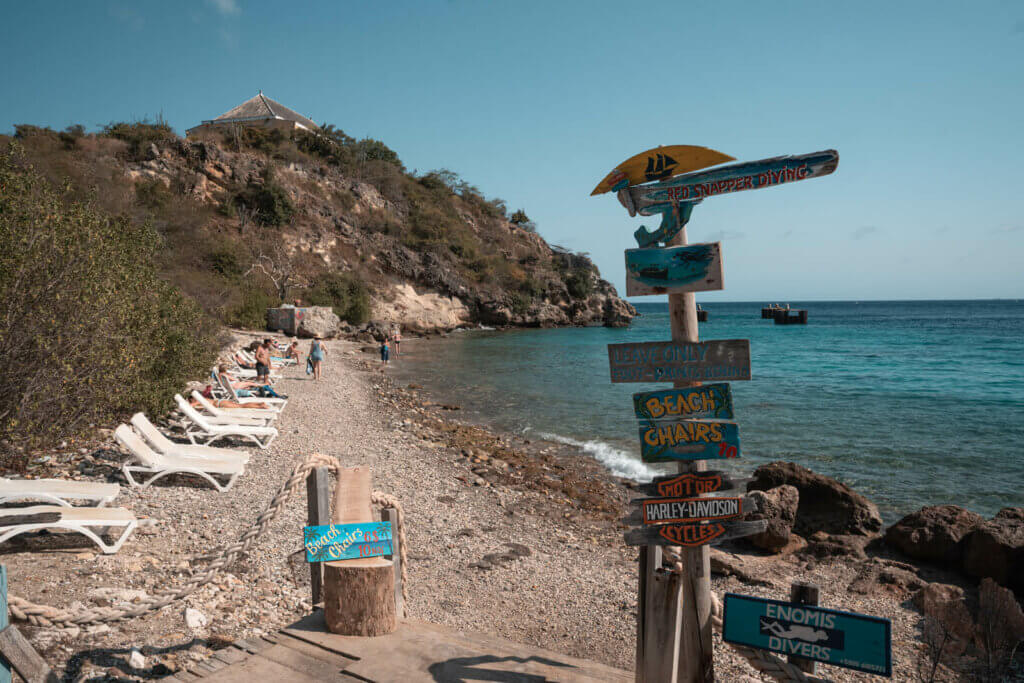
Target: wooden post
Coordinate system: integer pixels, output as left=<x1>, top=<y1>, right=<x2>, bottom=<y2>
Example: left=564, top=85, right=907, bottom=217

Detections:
left=306, top=467, right=330, bottom=607
left=382, top=507, right=403, bottom=618
left=788, top=581, right=821, bottom=673
left=322, top=467, right=397, bottom=636
left=0, top=565, right=9, bottom=683
left=669, top=225, right=715, bottom=683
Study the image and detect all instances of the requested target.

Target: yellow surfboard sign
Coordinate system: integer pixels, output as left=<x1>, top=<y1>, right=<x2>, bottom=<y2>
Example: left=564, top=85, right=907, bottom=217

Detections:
left=591, top=145, right=735, bottom=196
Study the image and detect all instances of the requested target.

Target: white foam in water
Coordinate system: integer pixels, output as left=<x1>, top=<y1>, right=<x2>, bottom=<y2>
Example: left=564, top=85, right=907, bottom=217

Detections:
left=537, top=432, right=657, bottom=482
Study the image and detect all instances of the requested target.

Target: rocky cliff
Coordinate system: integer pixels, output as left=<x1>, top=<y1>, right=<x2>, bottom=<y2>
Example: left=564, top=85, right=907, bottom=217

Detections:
left=28, top=123, right=635, bottom=334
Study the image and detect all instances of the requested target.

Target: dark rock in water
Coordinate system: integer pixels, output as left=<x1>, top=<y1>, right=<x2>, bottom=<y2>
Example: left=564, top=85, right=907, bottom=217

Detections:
left=963, top=507, right=1024, bottom=593
left=748, top=461, right=882, bottom=537
left=744, top=485, right=798, bottom=552
left=885, top=504, right=983, bottom=566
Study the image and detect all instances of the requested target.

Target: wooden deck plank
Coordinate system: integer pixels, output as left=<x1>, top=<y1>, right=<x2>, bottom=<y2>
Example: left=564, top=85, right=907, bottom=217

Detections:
left=257, top=643, right=352, bottom=680
left=212, top=648, right=248, bottom=665
left=282, top=613, right=632, bottom=682
left=273, top=631, right=357, bottom=668
left=199, top=653, right=332, bottom=682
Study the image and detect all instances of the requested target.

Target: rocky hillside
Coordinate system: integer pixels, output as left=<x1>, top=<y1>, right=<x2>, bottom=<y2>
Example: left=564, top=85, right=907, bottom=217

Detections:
left=4, top=123, right=634, bottom=333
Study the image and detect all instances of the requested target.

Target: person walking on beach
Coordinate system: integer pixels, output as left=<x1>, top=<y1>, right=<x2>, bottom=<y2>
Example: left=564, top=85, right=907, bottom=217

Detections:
left=308, top=334, right=327, bottom=380
left=379, top=337, right=390, bottom=372
left=392, top=325, right=402, bottom=356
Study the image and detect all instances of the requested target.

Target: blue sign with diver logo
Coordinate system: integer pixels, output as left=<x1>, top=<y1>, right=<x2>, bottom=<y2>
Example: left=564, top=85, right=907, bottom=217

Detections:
left=722, top=593, right=891, bottom=677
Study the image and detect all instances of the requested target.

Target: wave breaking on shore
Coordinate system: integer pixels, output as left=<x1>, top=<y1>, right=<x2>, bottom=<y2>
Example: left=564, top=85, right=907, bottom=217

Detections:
left=537, top=431, right=658, bottom=482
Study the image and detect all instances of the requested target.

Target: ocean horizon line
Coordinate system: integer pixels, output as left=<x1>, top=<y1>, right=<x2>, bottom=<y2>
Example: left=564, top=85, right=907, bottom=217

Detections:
left=628, top=297, right=1023, bottom=305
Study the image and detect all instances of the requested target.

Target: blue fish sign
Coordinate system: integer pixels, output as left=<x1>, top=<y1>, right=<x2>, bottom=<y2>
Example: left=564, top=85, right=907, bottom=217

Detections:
left=625, top=243, right=723, bottom=296
left=638, top=419, right=740, bottom=462
left=633, top=384, right=734, bottom=421
left=623, top=150, right=839, bottom=246
left=304, top=522, right=392, bottom=563
left=722, top=593, right=892, bottom=677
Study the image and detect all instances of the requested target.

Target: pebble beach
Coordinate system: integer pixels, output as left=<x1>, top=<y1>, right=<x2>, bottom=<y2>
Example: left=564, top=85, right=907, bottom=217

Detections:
left=5, top=332, right=948, bottom=681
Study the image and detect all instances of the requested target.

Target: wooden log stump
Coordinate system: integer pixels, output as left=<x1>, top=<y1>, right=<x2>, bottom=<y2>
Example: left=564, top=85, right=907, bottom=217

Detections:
left=323, top=467, right=396, bottom=636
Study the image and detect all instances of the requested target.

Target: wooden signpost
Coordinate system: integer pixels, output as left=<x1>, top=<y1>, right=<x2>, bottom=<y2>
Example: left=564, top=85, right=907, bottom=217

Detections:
left=619, top=149, right=840, bottom=248
left=304, top=522, right=392, bottom=562
left=608, top=339, right=751, bottom=383
left=624, top=520, right=768, bottom=547
left=625, top=243, right=723, bottom=296
left=633, top=384, right=734, bottom=421
left=638, top=419, right=740, bottom=462
left=596, top=143, right=839, bottom=683
left=626, top=495, right=756, bottom=525
left=722, top=593, right=893, bottom=677
left=634, top=470, right=744, bottom=497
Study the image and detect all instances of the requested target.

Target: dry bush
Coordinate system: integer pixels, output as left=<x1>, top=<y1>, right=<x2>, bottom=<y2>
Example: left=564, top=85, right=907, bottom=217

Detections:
left=917, top=599, right=972, bottom=682
left=0, top=146, right=217, bottom=465
left=974, top=578, right=1024, bottom=681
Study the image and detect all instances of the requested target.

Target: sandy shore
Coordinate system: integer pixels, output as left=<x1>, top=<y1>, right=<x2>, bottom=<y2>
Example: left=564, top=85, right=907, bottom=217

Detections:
left=3, top=333, right=934, bottom=681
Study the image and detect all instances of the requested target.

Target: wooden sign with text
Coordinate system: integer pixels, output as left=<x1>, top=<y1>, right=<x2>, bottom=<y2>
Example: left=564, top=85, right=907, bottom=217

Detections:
left=624, top=519, right=767, bottom=547
left=633, top=384, right=734, bottom=421
left=625, top=243, right=723, bottom=296
left=625, top=495, right=756, bottom=525
left=635, top=471, right=744, bottom=498
left=639, top=419, right=740, bottom=462
left=608, top=339, right=751, bottom=383
left=304, top=522, right=392, bottom=563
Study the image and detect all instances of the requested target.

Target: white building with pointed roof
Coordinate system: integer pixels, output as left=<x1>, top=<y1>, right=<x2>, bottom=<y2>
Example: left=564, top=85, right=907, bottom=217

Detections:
left=187, top=92, right=319, bottom=139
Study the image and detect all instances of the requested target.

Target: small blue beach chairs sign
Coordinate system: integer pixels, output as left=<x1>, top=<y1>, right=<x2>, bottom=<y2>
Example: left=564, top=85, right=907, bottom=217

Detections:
left=638, top=419, right=740, bottom=462
left=633, top=384, right=734, bottom=421
left=723, top=593, right=892, bottom=677
left=624, top=242, right=723, bottom=296
left=303, top=522, right=392, bottom=562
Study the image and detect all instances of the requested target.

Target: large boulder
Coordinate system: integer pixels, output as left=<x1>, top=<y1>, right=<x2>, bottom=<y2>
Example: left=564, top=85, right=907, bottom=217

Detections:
left=744, top=485, right=799, bottom=552
left=885, top=505, right=983, bottom=567
left=963, top=508, right=1024, bottom=593
left=748, top=462, right=882, bottom=537
left=296, top=306, right=340, bottom=338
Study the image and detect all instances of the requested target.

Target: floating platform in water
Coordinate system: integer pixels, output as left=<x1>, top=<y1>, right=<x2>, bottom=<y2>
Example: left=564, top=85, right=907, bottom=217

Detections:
left=773, top=309, right=808, bottom=325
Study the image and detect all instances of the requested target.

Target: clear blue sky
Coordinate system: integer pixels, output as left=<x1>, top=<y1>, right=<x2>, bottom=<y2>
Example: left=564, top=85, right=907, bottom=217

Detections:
left=3, top=1, right=1022, bottom=301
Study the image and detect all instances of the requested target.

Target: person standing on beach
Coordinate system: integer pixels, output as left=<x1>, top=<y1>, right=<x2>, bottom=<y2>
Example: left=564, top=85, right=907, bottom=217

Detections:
left=254, top=340, right=272, bottom=383
left=380, top=337, right=390, bottom=372
left=392, top=325, right=402, bottom=356
left=309, top=334, right=326, bottom=380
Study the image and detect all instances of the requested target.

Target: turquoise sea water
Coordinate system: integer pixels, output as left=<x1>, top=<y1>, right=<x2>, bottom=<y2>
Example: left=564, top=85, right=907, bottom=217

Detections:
left=392, top=300, right=1024, bottom=522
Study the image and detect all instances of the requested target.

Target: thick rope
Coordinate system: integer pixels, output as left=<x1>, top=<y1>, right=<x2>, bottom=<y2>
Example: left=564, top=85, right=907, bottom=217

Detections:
left=7, top=453, right=409, bottom=627
left=662, top=547, right=832, bottom=683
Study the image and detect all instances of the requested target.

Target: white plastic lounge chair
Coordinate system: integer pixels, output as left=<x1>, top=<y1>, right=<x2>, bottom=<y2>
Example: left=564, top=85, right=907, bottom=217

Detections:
left=0, top=479, right=119, bottom=507
left=130, top=413, right=251, bottom=463
left=217, top=373, right=287, bottom=410
left=190, top=391, right=280, bottom=422
left=0, top=505, right=138, bottom=554
left=114, top=425, right=246, bottom=491
left=173, top=396, right=278, bottom=448
left=174, top=394, right=273, bottom=428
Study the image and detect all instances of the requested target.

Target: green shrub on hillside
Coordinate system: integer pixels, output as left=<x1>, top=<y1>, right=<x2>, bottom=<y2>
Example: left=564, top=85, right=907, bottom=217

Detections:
left=0, top=146, right=217, bottom=466
left=564, top=269, right=593, bottom=299
left=305, top=272, right=371, bottom=324
left=225, top=285, right=277, bottom=329
left=230, top=165, right=295, bottom=227
left=101, top=119, right=176, bottom=160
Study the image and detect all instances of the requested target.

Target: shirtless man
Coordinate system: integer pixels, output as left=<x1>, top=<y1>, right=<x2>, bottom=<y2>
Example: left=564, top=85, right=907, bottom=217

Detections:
left=254, top=339, right=272, bottom=383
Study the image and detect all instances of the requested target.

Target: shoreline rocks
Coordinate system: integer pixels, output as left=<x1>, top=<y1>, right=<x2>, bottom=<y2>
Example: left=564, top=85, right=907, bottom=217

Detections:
left=747, top=461, right=883, bottom=537
left=885, top=504, right=983, bottom=566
